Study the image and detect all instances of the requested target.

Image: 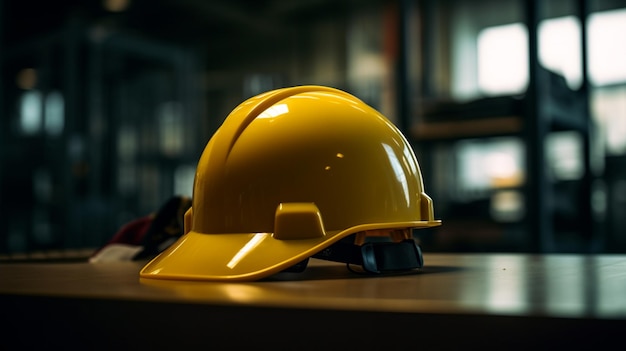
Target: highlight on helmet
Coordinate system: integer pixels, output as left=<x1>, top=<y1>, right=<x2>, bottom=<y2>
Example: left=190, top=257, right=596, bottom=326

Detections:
left=140, top=85, right=441, bottom=281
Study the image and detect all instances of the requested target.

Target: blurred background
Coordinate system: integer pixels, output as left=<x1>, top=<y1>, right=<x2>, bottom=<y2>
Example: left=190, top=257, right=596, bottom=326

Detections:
left=1, top=0, right=625, bottom=258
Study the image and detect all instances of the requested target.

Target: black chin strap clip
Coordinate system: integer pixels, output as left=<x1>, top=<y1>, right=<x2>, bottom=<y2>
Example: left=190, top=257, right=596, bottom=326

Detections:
left=312, top=238, right=424, bottom=274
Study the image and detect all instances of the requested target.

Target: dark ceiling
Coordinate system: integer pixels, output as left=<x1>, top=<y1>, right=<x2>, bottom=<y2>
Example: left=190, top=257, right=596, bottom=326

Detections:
left=1, top=0, right=371, bottom=47
left=1, top=0, right=380, bottom=71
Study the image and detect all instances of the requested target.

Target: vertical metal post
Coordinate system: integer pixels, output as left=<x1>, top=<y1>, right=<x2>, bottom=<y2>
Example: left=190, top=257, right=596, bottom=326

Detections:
left=63, top=17, right=81, bottom=249
left=419, top=0, right=435, bottom=100
left=577, top=0, right=596, bottom=252
left=0, top=0, right=4, bottom=252
left=395, top=0, right=411, bottom=134
left=524, top=0, right=553, bottom=252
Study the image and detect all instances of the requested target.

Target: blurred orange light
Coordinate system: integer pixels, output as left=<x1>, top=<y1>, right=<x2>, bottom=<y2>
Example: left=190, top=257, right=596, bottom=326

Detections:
left=103, top=0, right=130, bottom=12
left=16, top=68, right=37, bottom=90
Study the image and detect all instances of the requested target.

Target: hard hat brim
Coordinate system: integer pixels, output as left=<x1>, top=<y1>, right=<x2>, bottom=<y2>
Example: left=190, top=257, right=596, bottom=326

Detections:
left=139, top=220, right=440, bottom=282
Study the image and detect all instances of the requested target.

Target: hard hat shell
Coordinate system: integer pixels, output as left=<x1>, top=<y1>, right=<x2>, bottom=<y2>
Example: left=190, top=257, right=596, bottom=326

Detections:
left=140, top=85, right=440, bottom=281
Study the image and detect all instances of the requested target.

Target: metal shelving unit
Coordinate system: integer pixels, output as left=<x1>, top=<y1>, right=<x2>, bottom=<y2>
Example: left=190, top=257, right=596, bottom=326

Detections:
left=408, top=0, right=597, bottom=253
left=0, top=15, right=203, bottom=254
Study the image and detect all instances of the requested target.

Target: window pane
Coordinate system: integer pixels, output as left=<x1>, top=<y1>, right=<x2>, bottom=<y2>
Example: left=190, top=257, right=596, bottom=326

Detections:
left=538, top=16, right=582, bottom=90
left=19, top=90, right=43, bottom=135
left=44, top=91, right=65, bottom=136
left=589, top=8, right=626, bottom=86
left=477, top=23, right=529, bottom=96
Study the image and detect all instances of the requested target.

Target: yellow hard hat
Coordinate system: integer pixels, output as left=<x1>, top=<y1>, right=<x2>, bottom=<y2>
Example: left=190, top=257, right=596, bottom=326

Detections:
left=140, top=85, right=441, bottom=281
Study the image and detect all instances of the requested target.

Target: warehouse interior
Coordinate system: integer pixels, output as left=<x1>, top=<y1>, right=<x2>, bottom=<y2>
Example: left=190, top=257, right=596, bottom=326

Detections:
left=1, top=0, right=625, bottom=259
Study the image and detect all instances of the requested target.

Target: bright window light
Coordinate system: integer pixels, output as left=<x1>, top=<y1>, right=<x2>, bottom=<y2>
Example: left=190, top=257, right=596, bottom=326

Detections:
left=455, top=137, right=524, bottom=199
left=588, top=8, right=626, bottom=86
left=20, top=90, right=43, bottom=135
left=538, top=16, right=582, bottom=89
left=546, top=131, right=583, bottom=180
left=593, top=87, right=626, bottom=155
left=473, top=8, right=626, bottom=96
left=477, top=23, right=528, bottom=96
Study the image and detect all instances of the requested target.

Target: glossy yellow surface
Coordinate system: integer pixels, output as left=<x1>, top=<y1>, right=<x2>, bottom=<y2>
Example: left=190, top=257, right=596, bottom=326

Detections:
left=140, top=85, right=441, bottom=281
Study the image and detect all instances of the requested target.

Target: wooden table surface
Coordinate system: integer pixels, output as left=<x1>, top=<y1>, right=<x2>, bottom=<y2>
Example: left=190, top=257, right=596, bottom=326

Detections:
left=2, top=253, right=625, bottom=349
